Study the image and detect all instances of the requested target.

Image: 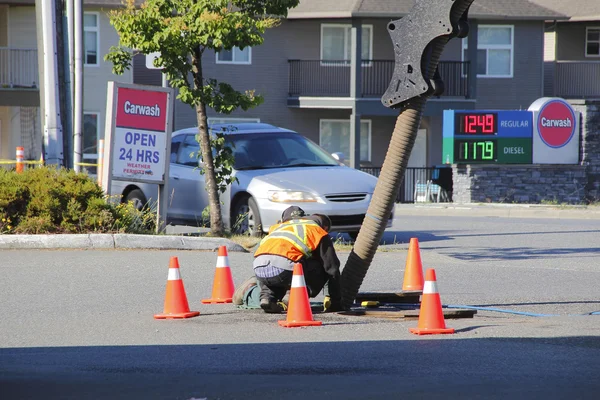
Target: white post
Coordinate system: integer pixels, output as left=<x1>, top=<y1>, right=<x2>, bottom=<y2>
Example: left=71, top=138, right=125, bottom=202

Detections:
left=73, top=0, right=84, bottom=172
left=40, top=0, right=64, bottom=165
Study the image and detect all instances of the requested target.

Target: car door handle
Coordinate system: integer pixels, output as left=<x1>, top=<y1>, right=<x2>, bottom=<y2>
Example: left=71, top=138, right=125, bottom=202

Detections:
left=172, top=175, right=180, bottom=180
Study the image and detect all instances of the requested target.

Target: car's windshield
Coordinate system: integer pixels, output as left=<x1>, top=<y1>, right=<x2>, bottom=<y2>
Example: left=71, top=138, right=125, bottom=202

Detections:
left=225, top=132, right=340, bottom=170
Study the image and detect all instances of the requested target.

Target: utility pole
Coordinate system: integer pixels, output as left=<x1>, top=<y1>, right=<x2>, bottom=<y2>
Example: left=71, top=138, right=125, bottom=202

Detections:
left=73, top=0, right=84, bottom=172
left=36, top=0, right=64, bottom=166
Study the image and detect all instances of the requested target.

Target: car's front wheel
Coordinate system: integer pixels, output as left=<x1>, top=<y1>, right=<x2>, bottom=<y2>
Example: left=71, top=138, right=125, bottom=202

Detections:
left=124, top=189, right=147, bottom=211
left=232, top=195, right=263, bottom=237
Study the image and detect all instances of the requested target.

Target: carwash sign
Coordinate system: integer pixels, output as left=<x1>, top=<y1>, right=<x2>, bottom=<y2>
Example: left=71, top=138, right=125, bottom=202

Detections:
left=106, top=83, right=172, bottom=182
left=102, top=82, right=174, bottom=232
left=529, top=97, right=579, bottom=164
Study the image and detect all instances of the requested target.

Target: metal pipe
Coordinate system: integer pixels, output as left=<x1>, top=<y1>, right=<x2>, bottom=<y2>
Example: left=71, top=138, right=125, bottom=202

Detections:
left=40, top=0, right=64, bottom=165
left=73, top=0, right=83, bottom=172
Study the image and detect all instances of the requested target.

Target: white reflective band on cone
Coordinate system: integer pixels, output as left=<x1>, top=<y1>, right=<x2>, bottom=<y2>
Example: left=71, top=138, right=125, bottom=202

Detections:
left=216, top=256, right=228, bottom=268
left=423, top=280, right=438, bottom=294
left=167, top=268, right=181, bottom=281
left=291, top=274, right=306, bottom=288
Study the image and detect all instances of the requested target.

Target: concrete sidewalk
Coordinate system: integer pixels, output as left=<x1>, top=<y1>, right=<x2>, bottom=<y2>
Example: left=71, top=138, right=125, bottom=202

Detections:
left=1, top=202, right=599, bottom=251
left=393, top=202, right=600, bottom=219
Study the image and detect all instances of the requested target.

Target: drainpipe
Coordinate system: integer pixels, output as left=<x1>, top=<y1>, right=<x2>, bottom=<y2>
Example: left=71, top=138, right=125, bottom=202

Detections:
left=349, top=19, right=362, bottom=169
left=63, top=0, right=75, bottom=169
left=466, top=20, right=477, bottom=100
left=40, top=0, right=64, bottom=166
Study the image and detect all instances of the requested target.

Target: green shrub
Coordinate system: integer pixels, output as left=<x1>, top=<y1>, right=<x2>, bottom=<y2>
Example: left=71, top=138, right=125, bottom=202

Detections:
left=0, top=166, right=156, bottom=234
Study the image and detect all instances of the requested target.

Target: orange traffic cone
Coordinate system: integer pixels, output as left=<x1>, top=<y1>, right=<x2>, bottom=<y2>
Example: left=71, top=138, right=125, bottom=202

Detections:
left=409, top=268, right=454, bottom=335
left=202, top=246, right=235, bottom=304
left=278, top=263, right=322, bottom=328
left=403, top=237, right=424, bottom=291
left=154, top=256, right=200, bottom=319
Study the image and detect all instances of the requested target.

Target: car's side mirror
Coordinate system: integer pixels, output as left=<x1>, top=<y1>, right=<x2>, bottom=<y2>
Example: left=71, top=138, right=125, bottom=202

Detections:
left=332, top=152, right=346, bottom=165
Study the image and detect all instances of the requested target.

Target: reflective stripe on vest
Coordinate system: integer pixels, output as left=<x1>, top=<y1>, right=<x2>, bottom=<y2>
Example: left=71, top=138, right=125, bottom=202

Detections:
left=258, top=219, right=319, bottom=258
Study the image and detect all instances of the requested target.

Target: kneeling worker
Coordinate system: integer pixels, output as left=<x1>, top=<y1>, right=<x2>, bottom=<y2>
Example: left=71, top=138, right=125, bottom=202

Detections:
left=233, top=206, right=344, bottom=313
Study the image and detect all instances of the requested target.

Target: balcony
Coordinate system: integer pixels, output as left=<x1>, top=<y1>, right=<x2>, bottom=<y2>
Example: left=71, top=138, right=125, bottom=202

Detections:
left=552, top=61, right=600, bottom=99
left=288, top=60, right=470, bottom=98
left=0, top=47, right=39, bottom=89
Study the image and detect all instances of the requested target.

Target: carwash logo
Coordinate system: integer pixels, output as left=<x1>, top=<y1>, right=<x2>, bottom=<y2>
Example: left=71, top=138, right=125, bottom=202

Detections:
left=537, top=99, right=576, bottom=148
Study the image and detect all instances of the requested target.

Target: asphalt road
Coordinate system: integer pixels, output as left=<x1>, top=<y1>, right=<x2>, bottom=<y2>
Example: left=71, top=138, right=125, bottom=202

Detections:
left=1, top=214, right=599, bottom=399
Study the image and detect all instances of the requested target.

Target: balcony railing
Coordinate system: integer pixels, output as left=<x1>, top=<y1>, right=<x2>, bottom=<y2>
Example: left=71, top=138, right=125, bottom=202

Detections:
left=0, top=48, right=38, bottom=88
left=289, top=60, right=470, bottom=98
left=553, top=61, right=600, bottom=99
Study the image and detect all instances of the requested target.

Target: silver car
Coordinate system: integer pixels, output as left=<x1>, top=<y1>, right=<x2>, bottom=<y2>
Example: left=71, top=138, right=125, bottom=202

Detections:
left=110, top=123, right=392, bottom=237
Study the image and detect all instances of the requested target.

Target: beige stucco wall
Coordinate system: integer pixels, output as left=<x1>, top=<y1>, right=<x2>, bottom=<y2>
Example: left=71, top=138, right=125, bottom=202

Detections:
left=8, top=6, right=37, bottom=48
left=0, top=6, right=8, bottom=46
left=84, top=8, right=133, bottom=142
left=0, top=6, right=133, bottom=161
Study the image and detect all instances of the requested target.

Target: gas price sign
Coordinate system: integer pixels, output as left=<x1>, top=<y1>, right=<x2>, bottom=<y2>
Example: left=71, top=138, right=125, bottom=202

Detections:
left=442, top=110, right=533, bottom=164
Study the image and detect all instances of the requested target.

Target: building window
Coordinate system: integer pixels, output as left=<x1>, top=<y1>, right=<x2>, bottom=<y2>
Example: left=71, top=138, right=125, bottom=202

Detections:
left=216, top=47, right=251, bottom=64
left=463, top=25, right=513, bottom=78
left=84, top=12, right=99, bottom=66
left=83, top=112, right=99, bottom=174
left=320, top=24, right=373, bottom=65
left=319, top=119, right=371, bottom=165
left=207, top=117, right=260, bottom=124
left=586, top=27, right=600, bottom=57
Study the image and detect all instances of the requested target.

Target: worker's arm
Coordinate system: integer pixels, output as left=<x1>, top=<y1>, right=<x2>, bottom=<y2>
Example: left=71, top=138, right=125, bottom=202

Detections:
left=317, top=235, right=343, bottom=308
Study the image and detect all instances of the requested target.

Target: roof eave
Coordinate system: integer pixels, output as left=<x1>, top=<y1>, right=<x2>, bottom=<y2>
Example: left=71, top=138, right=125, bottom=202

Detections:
left=287, top=9, right=568, bottom=21
left=566, top=15, right=600, bottom=22
left=287, top=11, right=354, bottom=20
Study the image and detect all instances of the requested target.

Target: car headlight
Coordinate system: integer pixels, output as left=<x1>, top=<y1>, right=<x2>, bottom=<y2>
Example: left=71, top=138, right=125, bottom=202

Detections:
left=268, top=190, right=322, bottom=203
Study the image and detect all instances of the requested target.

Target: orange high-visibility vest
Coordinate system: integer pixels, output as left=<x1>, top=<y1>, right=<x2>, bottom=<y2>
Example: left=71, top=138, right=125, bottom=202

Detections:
left=254, top=219, right=328, bottom=261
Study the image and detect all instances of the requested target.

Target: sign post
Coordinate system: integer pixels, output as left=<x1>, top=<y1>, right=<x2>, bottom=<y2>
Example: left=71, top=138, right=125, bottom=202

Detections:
left=102, top=82, right=174, bottom=233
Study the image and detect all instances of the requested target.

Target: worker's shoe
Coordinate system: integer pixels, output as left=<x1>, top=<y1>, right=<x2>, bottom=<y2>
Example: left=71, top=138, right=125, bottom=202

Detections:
left=260, top=298, right=288, bottom=314
left=232, top=276, right=257, bottom=305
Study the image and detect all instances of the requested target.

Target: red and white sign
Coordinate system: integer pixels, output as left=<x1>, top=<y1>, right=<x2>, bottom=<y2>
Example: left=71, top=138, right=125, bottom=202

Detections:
left=110, top=86, right=170, bottom=182
left=529, top=98, right=579, bottom=164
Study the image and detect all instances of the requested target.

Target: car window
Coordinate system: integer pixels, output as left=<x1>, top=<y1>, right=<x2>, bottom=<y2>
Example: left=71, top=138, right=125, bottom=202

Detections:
left=227, top=132, right=339, bottom=170
left=170, top=134, right=184, bottom=163
left=177, top=134, right=200, bottom=167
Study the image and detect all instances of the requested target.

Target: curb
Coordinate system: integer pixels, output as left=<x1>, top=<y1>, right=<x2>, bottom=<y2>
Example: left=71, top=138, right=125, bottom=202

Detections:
left=393, top=203, right=600, bottom=219
left=0, top=233, right=248, bottom=252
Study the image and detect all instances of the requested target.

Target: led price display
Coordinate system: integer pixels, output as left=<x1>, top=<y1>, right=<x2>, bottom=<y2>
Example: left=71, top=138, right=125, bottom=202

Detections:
left=454, top=139, right=497, bottom=163
left=455, top=112, right=498, bottom=135
left=442, top=110, right=533, bottom=164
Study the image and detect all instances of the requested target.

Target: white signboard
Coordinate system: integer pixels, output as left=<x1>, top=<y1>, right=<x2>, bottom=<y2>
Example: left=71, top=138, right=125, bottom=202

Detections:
left=102, top=82, right=174, bottom=232
left=529, top=97, right=580, bottom=164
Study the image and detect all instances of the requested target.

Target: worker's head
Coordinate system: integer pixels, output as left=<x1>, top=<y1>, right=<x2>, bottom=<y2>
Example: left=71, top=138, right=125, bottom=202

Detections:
left=307, top=213, right=332, bottom=233
left=281, top=206, right=306, bottom=222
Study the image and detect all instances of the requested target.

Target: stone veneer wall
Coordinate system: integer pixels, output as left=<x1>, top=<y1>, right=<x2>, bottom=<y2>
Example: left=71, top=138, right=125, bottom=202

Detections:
left=452, top=100, right=600, bottom=204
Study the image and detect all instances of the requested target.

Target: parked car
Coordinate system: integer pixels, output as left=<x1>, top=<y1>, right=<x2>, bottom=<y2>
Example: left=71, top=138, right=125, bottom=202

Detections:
left=110, top=123, right=392, bottom=237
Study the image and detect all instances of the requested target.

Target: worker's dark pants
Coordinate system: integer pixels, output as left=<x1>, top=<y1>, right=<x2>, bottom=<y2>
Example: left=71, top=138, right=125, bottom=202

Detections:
left=256, top=258, right=328, bottom=302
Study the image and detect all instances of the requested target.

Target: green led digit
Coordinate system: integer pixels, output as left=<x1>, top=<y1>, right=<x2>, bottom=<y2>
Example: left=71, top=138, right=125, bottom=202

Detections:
left=483, top=141, right=494, bottom=160
left=463, top=142, right=468, bottom=160
left=476, top=141, right=486, bottom=159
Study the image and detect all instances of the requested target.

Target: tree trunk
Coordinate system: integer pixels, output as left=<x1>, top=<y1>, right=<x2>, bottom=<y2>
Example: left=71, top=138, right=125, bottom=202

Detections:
left=192, top=46, right=224, bottom=236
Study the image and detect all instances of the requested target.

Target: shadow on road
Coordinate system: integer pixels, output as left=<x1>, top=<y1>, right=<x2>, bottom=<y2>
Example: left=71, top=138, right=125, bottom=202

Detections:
left=2, top=336, right=599, bottom=399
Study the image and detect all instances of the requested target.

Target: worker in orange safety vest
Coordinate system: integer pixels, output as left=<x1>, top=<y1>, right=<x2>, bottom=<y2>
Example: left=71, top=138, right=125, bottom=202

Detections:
left=233, top=206, right=343, bottom=313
